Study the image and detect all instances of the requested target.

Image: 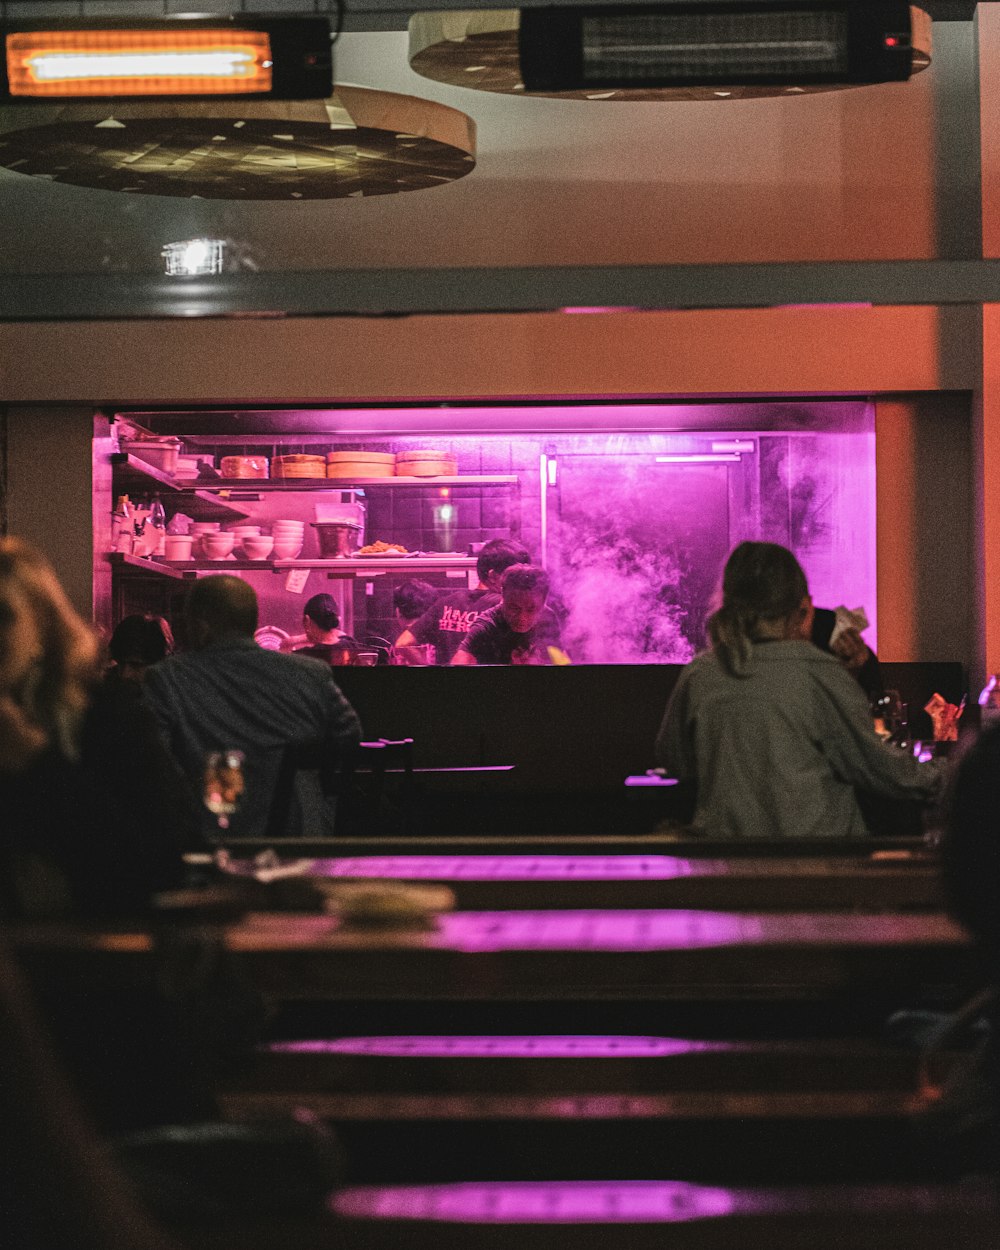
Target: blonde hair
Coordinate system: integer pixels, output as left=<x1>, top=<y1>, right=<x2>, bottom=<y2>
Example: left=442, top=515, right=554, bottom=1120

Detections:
left=0, top=538, right=99, bottom=770
left=707, top=542, right=809, bottom=678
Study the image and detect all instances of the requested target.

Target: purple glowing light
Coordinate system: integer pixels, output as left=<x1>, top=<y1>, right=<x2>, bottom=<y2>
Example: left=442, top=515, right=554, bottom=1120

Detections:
left=267, top=1035, right=722, bottom=1058
left=308, top=856, right=695, bottom=881
left=332, top=1180, right=738, bottom=1223
left=436, top=910, right=751, bottom=952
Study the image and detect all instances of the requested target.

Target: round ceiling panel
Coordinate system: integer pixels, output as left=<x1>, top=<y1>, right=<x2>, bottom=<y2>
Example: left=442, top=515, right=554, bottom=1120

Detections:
left=408, top=9, right=931, bottom=101
left=0, top=88, right=476, bottom=200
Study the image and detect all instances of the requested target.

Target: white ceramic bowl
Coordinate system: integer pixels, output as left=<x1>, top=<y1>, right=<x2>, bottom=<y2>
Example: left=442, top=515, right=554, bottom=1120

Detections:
left=272, top=523, right=304, bottom=534
left=241, top=536, right=274, bottom=559
left=201, top=533, right=235, bottom=558
left=272, top=540, right=303, bottom=560
left=191, top=521, right=221, bottom=534
left=230, top=525, right=262, bottom=536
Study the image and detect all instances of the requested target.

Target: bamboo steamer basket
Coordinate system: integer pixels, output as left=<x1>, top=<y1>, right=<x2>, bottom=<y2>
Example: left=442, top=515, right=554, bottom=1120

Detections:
left=395, top=449, right=458, bottom=477
left=220, top=455, right=269, bottom=479
left=326, top=451, right=397, bottom=479
left=273, top=454, right=327, bottom=479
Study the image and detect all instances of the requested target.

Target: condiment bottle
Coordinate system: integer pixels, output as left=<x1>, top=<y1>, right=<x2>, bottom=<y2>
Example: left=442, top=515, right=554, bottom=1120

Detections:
left=147, top=496, right=167, bottom=558
left=111, top=495, right=133, bottom=554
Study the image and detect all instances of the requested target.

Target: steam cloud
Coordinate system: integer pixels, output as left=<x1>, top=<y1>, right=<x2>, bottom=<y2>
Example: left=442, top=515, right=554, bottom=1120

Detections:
left=556, top=529, right=694, bottom=665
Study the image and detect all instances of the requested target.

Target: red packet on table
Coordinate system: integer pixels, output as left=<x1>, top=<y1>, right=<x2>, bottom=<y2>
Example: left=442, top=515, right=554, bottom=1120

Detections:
left=924, top=692, right=964, bottom=742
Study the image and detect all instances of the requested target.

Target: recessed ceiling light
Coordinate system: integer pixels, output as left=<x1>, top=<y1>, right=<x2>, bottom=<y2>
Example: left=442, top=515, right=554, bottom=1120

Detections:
left=162, top=238, right=226, bottom=276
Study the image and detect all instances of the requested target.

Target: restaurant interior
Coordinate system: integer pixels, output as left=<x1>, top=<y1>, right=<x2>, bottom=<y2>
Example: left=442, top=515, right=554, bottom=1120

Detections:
left=1, top=2, right=999, bottom=1247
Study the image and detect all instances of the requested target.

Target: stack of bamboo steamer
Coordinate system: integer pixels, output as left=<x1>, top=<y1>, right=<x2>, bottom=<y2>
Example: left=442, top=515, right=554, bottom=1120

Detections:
left=219, top=455, right=269, bottom=479
left=326, top=451, right=397, bottom=479
left=395, top=449, right=458, bottom=477
left=272, top=454, right=327, bottom=479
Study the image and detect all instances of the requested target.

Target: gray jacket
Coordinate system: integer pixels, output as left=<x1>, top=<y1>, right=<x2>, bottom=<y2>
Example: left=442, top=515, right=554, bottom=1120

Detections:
left=655, top=640, right=941, bottom=840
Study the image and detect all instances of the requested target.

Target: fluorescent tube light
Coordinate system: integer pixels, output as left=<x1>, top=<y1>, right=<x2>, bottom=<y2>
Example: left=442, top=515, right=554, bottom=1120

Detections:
left=655, top=453, right=741, bottom=463
left=2, top=19, right=331, bottom=100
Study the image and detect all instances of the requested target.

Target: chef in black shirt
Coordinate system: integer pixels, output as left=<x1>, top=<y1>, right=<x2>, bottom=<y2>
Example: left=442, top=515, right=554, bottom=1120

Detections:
left=453, top=564, right=563, bottom=665
left=396, top=539, right=530, bottom=665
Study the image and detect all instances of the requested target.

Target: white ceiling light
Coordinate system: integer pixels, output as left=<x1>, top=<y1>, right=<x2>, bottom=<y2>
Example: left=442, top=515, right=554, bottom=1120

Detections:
left=162, top=238, right=226, bottom=276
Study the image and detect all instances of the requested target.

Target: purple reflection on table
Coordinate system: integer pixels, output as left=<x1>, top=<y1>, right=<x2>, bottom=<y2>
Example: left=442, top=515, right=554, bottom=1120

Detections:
left=332, top=1180, right=737, bottom=1223
left=267, top=1035, right=723, bottom=1058
left=435, top=909, right=751, bottom=952
left=310, top=856, right=694, bottom=881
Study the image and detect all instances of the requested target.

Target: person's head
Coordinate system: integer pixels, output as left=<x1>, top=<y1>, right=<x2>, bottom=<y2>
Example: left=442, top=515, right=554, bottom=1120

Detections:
left=108, top=614, right=174, bottom=683
left=500, top=564, right=550, bottom=634
left=708, top=542, right=812, bottom=678
left=185, top=575, right=258, bottom=649
left=303, top=593, right=341, bottom=643
left=477, top=539, right=531, bottom=591
left=942, top=727, right=1000, bottom=972
left=0, top=537, right=98, bottom=769
left=392, top=580, right=439, bottom=628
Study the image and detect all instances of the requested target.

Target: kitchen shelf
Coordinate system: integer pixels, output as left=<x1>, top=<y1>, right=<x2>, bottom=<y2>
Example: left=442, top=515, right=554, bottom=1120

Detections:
left=195, top=475, right=518, bottom=492
left=110, top=453, right=250, bottom=520
left=107, top=552, right=194, bottom=580
left=157, top=555, right=478, bottom=577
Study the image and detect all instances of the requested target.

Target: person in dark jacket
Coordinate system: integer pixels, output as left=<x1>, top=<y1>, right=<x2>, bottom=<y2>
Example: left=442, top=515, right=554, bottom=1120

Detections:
left=0, top=537, right=198, bottom=918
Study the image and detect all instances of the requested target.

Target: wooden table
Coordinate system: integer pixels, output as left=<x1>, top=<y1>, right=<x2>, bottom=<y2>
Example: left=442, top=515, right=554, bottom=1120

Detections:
left=223, top=910, right=973, bottom=1003
left=225, top=852, right=944, bottom=911
left=17, top=910, right=972, bottom=1004
left=227, top=835, right=931, bottom=859
left=234, top=1034, right=935, bottom=1095
left=182, top=1180, right=997, bottom=1250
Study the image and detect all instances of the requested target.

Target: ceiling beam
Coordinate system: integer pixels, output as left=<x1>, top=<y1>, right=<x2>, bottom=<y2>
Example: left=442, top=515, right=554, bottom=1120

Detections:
left=0, top=1, right=983, bottom=36
left=3, top=259, right=1000, bottom=320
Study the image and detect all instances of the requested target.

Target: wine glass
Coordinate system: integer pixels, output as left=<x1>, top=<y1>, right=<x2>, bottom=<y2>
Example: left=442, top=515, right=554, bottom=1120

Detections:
left=203, top=749, right=245, bottom=839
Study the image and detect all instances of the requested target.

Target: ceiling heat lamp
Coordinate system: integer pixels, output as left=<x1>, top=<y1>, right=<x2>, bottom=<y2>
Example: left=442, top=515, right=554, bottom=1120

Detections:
left=519, top=2, right=921, bottom=94
left=0, top=18, right=332, bottom=101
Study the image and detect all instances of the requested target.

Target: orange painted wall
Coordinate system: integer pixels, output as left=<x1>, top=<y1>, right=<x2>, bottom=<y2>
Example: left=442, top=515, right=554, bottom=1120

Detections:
left=0, top=305, right=977, bottom=405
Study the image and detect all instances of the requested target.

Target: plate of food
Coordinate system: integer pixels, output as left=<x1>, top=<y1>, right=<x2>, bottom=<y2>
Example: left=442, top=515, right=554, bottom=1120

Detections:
left=357, top=541, right=411, bottom=556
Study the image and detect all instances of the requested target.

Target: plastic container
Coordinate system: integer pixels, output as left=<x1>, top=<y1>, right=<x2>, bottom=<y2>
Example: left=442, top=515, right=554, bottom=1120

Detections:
left=312, top=521, right=362, bottom=557
left=123, top=438, right=182, bottom=475
left=164, top=535, right=194, bottom=560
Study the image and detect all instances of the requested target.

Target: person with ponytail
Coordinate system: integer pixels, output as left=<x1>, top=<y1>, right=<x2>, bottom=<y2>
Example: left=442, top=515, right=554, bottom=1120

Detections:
left=655, top=542, right=941, bottom=839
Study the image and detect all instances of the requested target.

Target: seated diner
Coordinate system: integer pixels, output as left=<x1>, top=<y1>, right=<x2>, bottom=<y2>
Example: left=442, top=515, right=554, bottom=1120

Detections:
left=655, top=542, right=942, bottom=840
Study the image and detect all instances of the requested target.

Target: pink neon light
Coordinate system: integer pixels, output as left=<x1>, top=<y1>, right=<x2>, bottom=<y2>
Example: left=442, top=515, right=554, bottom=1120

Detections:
left=435, top=910, right=750, bottom=952
left=332, top=1180, right=738, bottom=1223
left=308, top=856, right=696, bottom=881
left=266, top=1035, right=724, bottom=1058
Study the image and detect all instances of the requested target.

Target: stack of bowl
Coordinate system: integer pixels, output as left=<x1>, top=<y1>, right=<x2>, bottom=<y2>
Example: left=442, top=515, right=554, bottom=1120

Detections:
left=272, top=520, right=305, bottom=560
left=190, top=522, right=221, bottom=557
left=229, top=525, right=274, bottom=561
left=242, top=535, right=274, bottom=560
left=201, top=532, right=235, bottom=560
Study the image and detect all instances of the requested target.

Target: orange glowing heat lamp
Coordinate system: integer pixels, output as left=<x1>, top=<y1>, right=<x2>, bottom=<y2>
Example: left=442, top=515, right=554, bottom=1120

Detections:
left=2, top=19, right=332, bottom=101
